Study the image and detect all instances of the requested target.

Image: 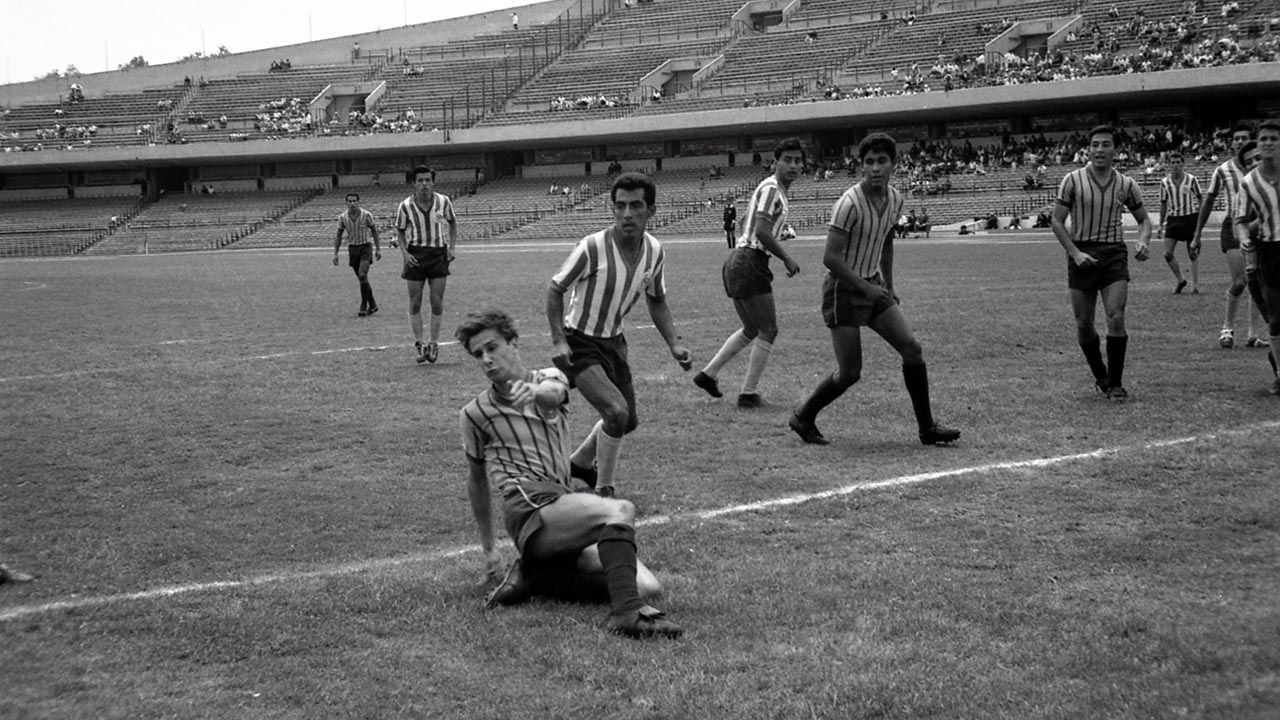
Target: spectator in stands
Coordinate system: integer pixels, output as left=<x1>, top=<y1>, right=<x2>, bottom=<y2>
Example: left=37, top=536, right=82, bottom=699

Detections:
left=352, top=41, right=360, bottom=61
left=511, top=12, right=519, bottom=30
left=918, top=208, right=930, bottom=238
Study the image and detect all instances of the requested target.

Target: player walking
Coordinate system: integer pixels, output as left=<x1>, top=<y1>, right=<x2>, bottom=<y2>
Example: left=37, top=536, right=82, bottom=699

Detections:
left=332, top=192, right=382, bottom=316
left=395, top=165, right=457, bottom=363
left=1157, top=151, right=1202, bottom=294
left=1233, top=119, right=1280, bottom=393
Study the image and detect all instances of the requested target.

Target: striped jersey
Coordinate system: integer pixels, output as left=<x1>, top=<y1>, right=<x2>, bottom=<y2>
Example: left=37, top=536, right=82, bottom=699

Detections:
left=1158, top=172, right=1202, bottom=218
left=829, top=183, right=904, bottom=279
left=336, top=208, right=378, bottom=246
left=551, top=228, right=667, bottom=338
left=1055, top=167, right=1144, bottom=244
left=736, top=176, right=789, bottom=252
left=395, top=192, right=456, bottom=248
left=1206, top=158, right=1248, bottom=219
left=1234, top=168, right=1280, bottom=243
left=461, top=367, right=573, bottom=492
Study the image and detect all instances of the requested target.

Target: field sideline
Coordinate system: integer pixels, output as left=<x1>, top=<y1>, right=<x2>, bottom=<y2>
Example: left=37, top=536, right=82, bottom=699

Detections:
left=2, top=233, right=1277, bottom=719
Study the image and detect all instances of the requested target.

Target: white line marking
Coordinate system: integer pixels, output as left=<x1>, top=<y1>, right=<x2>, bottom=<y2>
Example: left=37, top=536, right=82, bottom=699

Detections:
left=3, top=420, right=1275, bottom=623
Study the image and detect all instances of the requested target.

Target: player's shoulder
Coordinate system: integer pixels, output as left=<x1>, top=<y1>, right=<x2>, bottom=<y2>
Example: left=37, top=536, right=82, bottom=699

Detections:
left=460, top=394, right=485, bottom=420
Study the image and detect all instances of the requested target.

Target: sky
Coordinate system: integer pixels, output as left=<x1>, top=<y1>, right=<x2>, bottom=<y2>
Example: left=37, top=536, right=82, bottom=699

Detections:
left=2, top=0, right=522, bottom=85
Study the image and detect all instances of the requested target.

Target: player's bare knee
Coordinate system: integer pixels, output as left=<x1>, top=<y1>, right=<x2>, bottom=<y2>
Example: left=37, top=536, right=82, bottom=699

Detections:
left=1163, top=252, right=1175, bottom=262
left=1229, top=281, right=1246, bottom=296
left=608, top=499, right=636, bottom=524
left=899, top=340, right=924, bottom=365
left=758, top=325, right=778, bottom=343
left=408, top=301, right=423, bottom=314
left=624, top=414, right=639, bottom=435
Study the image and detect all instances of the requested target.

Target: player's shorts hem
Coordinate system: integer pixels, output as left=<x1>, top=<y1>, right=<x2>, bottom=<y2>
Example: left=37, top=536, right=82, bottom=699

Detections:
left=722, top=247, right=774, bottom=299
left=1164, top=215, right=1195, bottom=243
left=401, top=246, right=450, bottom=281
left=348, top=243, right=373, bottom=269
left=1067, top=242, right=1130, bottom=292
left=1220, top=218, right=1240, bottom=253
left=821, top=274, right=896, bottom=328
left=500, top=479, right=574, bottom=555
left=563, top=328, right=632, bottom=389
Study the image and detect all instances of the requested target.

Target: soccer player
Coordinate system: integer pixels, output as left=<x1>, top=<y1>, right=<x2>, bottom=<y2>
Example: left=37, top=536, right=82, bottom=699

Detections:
left=1236, top=140, right=1273, bottom=356
left=547, top=172, right=692, bottom=498
left=1233, top=119, right=1280, bottom=393
left=458, top=310, right=682, bottom=638
left=694, top=137, right=805, bottom=408
left=1157, top=151, right=1203, bottom=294
left=332, top=192, right=382, bottom=316
left=722, top=200, right=737, bottom=249
left=1195, top=124, right=1265, bottom=348
left=1050, top=125, right=1152, bottom=401
left=395, top=165, right=457, bottom=363
left=787, top=133, right=960, bottom=446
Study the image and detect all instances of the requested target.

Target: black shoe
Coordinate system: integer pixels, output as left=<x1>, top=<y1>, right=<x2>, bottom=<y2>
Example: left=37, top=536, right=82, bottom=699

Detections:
left=415, top=341, right=429, bottom=364
left=1271, top=378, right=1280, bottom=396
left=737, top=392, right=762, bottom=408
left=693, top=371, right=723, bottom=398
left=365, top=304, right=378, bottom=317
left=425, top=342, right=439, bottom=364
left=1174, top=279, right=1187, bottom=294
left=570, top=462, right=598, bottom=489
left=919, top=423, right=961, bottom=445
left=1106, top=386, right=1129, bottom=402
left=606, top=605, right=683, bottom=639
left=0, top=564, right=35, bottom=584
left=788, top=412, right=829, bottom=445
left=1095, top=376, right=1110, bottom=395
left=484, top=559, right=534, bottom=608
left=596, top=485, right=616, bottom=498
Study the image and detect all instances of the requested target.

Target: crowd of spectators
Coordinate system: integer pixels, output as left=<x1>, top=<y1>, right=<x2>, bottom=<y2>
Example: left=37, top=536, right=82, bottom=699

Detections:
left=548, top=94, right=629, bottom=112
left=268, top=59, right=293, bottom=73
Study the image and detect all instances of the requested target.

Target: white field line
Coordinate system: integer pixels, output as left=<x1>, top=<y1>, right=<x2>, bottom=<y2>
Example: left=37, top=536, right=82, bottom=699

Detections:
left=2, top=420, right=1275, bottom=623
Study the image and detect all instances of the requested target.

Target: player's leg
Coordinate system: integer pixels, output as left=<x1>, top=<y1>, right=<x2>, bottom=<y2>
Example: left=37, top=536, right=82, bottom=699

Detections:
left=1188, top=238, right=1201, bottom=293
left=1070, top=287, right=1108, bottom=392
left=696, top=297, right=758, bottom=398
left=1222, top=248, right=1246, bottom=348
left=537, top=544, right=661, bottom=603
left=405, top=279, right=427, bottom=361
left=735, top=293, right=778, bottom=405
left=791, top=326, right=862, bottom=444
left=1098, top=279, right=1130, bottom=398
left=869, top=305, right=959, bottom=444
left=573, top=365, right=632, bottom=496
left=1163, top=236, right=1186, bottom=292
left=425, top=275, right=447, bottom=362
left=356, top=255, right=375, bottom=315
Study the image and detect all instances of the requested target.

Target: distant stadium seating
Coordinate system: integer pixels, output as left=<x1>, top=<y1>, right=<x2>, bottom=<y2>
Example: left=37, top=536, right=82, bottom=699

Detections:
left=0, top=196, right=144, bottom=257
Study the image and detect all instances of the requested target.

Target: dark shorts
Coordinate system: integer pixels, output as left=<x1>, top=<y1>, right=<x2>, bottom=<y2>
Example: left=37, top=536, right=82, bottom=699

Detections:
left=1165, top=215, right=1195, bottom=243
left=348, top=243, right=373, bottom=270
left=500, top=480, right=574, bottom=555
left=563, top=328, right=633, bottom=390
left=821, top=273, right=897, bottom=328
left=1067, top=242, right=1130, bottom=293
left=1221, top=218, right=1240, bottom=253
left=722, top=247, right=773, bottom=299
left=1257, top=243, right=1280, bottom=292
left=401, top=246, right=450, bottom=281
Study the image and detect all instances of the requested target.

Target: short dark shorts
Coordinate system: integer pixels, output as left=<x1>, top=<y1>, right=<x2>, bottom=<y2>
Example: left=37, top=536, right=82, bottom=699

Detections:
left=1165, top=215, right=1195, bottom=243
left=500, top=480, right=574, bottom=555
left=1257, top=243, right=1280, bottom=291
left=722, top=247, right=773, bottom=299
left=1221, top=218, right=1240, bottom=253
left=821, top=273, right=897, bottom=328
left=1067, top=242, right=1130, bottom=293
left=563, top=328, right=632, bottom=390
left=401, top=246, right=450, bottom=281
left=348, top=243, right=373, bottom=270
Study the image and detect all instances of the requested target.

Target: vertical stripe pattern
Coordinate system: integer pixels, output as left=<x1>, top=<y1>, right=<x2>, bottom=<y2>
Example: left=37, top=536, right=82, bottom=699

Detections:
left=1207, top=159, right=1248, bottom=219
left=550, top=229, right=667, bottom=338
left=337, top=208, right=378, bottom=246
left=1055, top=167, right=1144, bottom=244
left=1159, top=173, right=1203, bottom=218
left=461, top=368, right=573, bottom=491
left=1236, top=169, right=1280, bottom=243
left=395, top=192, right=456, bottom=248
left=736, top=176, right=789, bottom=252
left=829, top=183, right=904, bottom=278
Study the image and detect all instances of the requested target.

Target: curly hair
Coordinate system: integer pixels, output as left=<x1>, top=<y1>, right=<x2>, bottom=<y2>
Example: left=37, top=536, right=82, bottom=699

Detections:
left=455, top=309, right=518, bottom=351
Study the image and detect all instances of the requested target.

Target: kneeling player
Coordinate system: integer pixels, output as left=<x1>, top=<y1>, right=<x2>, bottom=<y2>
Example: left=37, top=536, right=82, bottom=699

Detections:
left=458, top=309, right=682, bottom=638
left=788, top=133, right=960, bottom=446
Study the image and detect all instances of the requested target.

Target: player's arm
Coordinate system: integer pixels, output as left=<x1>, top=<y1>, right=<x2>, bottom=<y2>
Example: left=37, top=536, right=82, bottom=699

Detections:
left=466, top=458, right=501, bottom=580
left=880, top=231, right=896, bottom=297
left=1050, top=202, right=1092, bottom=265
left=546, top=284, right=571, bottom=370
left=822, top=225, right=892, bottom=301
left=645, top=293, right=692, bottom=368
left=333, top=221, right=344, bottom=265
left=368, top=216, right=382, bottom=258
left=1234, top=195, right=1258, bottom=250
left=1193, top=175, right=1219, bottom=242
left=1131, top=204, right=1152, bottom=260
left=1158, top=198, right=1168, bottom=237
left=446, top=200, right=458, bottom=260
left=752, top=214, right=800, bottom=276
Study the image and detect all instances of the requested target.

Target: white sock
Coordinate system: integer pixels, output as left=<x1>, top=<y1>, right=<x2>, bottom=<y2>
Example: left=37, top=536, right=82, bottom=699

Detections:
left=410, top=312, right=424, bottom=343
left=1247, top=298, right=1263, bottom=339
left=740, top=339, right=773, bottom=395
left=1225, top=291, right=1241, bottom=331
left=596, top=430, right=623, bottom=491
left=703, top=329, right=751, bottom=378
left=571, top=420, right=604, bottom=468
left=429, top=312, right=442, bottom=344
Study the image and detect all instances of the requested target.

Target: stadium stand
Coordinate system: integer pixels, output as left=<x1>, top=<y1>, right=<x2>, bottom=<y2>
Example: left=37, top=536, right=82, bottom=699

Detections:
left=0, top=196, right=146, bottom=257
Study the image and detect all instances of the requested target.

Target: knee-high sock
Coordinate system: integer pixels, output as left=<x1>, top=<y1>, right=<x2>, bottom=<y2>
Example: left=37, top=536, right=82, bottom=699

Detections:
left=796, top=372, right=849, bottom=423
left=571, top=420, right=604, bottom=467
left=596, top=430, right=623, bottom=491
left=1225, top=289, right=1242, bottom=331
left=362, top=281, right=375, bottom=308
left=902, top=362, right=935, bottom=433
left=1268, top=348, right=1279, bottom=378
left=1080, top=334, right=1108, bottom=383
left=739, top=339, right=773, bottom=395
left=1106, top=335, right=1128, bottom=389
left=410, top=312, right=424, bottom=343
left=703, top=329, right=751, bottom=378
left=1247, top=297, right=1264, bottom=339
left=429, top=312, right=442, bottom=343
left=597, top=524, right=642, bottom=616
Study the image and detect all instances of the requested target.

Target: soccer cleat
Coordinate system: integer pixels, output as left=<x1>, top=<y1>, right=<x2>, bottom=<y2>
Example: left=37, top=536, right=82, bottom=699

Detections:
left=1246, top=336, right=1270, bottom=348
left=365, top=304, right=378, bottom=317
left=606, top=605, right=683, bottom=639
left=788, top=413, right=829, bottom=445
left=1174, top=279, right=1187, bottom=294
left=1190, top=287, right=1200, bottom=295
left=1219, top=328, right=1235, bottom=349
left=415, top=341, right=429, bottom=364
left=0, top=564, right=35, bottom=584
left=357, top=307, right=368, bottom=317
left=1094, top=374, right=1110, bottom=395
left=570, top=462, right=598, bottom=489
left=425, top=342, right=439, bottom=364
left=692, top=371, right=723, bottom=398
left=596, top=485, right=616, bottom=498
left=484, top=559, right=534, bottom=609
left=1107, top=386, right=1129, bottom=402
left=919, top=423, right=961, bottom=445
left=736, top=392, right=762, bottom=408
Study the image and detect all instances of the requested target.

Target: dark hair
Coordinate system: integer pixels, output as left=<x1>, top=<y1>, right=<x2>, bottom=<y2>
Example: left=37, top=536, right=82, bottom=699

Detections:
left=1166, top=150, right=1183, bottom=161
left=774, top=136, right=807, bottom=161
left=1257, top=118, right=1280, bottom=135
left=455, top=309, right=518, bottom=351
left=345, top=192, right=360, bottom=201
left=1088, top=125, right=1116, bottom=142
left=1232, top=123, right=1254, bottom=137
left=1236, top=139, right=1259, bottom=167
left=610, top=171, right=656, bottom=207
left=858, top=132, right=897, bottom=162
left=412, top=165, right=434, bottom=181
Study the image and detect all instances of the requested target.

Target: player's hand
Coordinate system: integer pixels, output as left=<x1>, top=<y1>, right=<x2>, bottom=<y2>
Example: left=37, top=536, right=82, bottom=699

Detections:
left=1134, top=242, right=1150, bottom=262
left=783, top=257, right=801, bottom=277
left=1155, top=225, right=1164, bottom=240
left=374, top=250, right=381, bottom=261
left=550, top=340, right=572, bottom=375
left=507, top=379, right=535, bottom=407
left=448, top=253, right=456, bottom=262
left=1189, top=239, right=1201, bottom=260
left=332, top=255, right=339, bottom=266
left=1072, top=251, right=1098, bottom=267
left=672, top=345, right=693, bottom=371
left=403, top=253, right=419, bottom=267
left=481, top=549, right=503, bottom=584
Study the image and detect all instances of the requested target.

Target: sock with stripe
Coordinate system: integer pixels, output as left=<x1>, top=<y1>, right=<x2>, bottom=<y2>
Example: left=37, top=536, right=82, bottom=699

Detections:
left=595, top=430, right=623, bottom=492
left=796, top=372, right=849, bottom=424
left=1079, top=334, right=1108, bottom=386
left=597, top=523, right=642, bottom=617
left=739, top=339, right=773, bottom=395
left=902, top=362, right=935, bottom=433
left=1106, top=335, right=1128, bottom=390
left=703, top=329, right=751, bottom=378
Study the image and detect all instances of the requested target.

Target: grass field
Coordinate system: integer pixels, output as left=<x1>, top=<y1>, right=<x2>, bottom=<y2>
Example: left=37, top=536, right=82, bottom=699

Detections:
left=2, top=232, right=1278, bottom=719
